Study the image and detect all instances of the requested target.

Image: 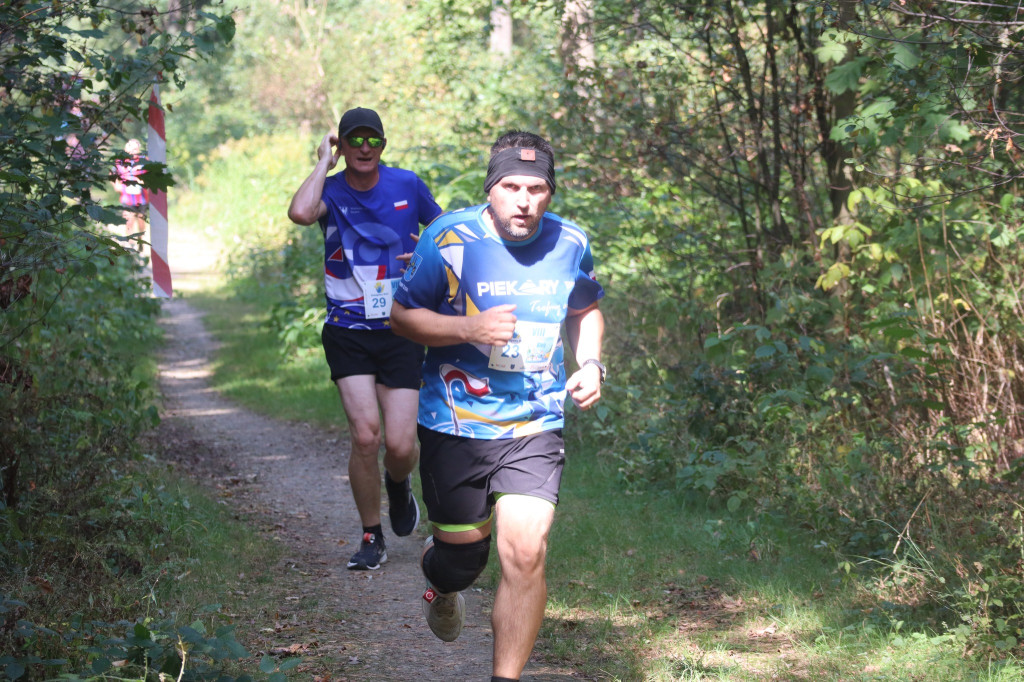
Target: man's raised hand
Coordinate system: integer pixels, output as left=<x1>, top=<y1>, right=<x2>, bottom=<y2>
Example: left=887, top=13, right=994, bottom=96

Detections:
left=318, top=133, right=341, bottom=170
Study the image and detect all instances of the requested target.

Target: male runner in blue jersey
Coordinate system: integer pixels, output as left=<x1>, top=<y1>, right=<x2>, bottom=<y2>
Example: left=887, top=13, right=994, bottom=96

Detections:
left=391, top=130, right=606, bottom=682
left=288, top=107, right=442, bottom=571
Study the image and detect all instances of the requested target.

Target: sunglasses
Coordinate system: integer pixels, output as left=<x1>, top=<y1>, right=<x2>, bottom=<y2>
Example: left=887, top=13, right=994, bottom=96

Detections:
left=346, top=135, right=384, bottom=148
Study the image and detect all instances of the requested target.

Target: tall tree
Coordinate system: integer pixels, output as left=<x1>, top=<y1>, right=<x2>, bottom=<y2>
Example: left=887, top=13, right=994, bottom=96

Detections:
left=490, top=1, right=513, bottom=55
left=560, top=0, right=595, bottom=85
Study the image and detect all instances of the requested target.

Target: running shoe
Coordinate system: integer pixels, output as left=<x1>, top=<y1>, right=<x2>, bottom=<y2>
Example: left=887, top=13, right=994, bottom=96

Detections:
left=385, top=472, right=420, bottom=537
left=421, top=537, right=466, bottom=642
left=346, top=532, right=387, bottom=570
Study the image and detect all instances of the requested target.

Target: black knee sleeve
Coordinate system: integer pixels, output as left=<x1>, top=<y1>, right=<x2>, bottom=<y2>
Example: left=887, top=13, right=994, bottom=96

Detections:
left=423, top=536, right=491, bottom=594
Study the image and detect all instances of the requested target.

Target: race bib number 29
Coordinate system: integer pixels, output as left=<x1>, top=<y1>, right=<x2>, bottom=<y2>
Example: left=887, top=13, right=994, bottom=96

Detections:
left=362, top=278, right=399, bottom=319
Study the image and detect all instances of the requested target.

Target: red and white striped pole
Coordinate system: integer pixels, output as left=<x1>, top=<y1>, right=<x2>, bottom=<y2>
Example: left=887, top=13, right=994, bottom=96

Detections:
left=148, top=82, right=172, bottom=298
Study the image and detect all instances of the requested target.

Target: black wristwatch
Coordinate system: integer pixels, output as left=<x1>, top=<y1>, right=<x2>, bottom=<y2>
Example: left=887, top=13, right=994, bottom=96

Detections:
left=581, top=359, right=606, bottom=384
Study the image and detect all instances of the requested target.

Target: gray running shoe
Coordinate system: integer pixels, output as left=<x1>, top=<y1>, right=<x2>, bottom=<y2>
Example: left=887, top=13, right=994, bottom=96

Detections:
left=347, top=532, right=387, bottom=570
left=385, top=473, right=420, bottom=537
left=421, top=537, right=465, bottom=642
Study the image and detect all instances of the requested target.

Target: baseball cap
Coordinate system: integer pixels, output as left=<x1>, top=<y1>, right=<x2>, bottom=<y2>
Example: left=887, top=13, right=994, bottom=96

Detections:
left=338, top=107, right=385, bottom=137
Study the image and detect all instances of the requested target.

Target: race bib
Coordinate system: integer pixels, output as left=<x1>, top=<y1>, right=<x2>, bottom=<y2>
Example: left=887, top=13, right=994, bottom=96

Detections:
left=362, top=278, right=399, bottom=319
left=488, top=321, right=561, bottom=372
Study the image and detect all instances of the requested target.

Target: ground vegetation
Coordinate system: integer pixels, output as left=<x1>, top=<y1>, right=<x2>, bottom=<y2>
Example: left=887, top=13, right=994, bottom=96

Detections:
left=179, top=0, right=1024, bottom=663
left=4, top=0, right=1024, bottom=677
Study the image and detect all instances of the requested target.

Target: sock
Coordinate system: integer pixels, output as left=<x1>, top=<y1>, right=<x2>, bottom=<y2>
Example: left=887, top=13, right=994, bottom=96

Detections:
left=491, top=677, right=518, bottom=682
left=363, top=524, right=383, bottom=541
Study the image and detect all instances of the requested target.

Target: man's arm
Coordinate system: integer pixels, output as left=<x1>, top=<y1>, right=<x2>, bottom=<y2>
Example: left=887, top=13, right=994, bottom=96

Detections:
left=287, top=133, right=339, bottom=225
left=390, top=301, right=518, bottom=348
left=564, top=303, right=605, bottom=409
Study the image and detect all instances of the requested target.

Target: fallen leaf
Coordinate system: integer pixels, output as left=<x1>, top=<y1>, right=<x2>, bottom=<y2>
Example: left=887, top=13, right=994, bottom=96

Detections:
left=29, top=576, right=53, bottom=594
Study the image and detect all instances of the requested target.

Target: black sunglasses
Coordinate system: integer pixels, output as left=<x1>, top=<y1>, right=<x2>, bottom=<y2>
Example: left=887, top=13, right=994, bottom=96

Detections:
left=346, top=135, right=384, bottom=148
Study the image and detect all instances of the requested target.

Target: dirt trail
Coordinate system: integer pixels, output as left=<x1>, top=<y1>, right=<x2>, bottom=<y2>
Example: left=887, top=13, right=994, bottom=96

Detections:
left=154, top=250, right=581, bottom=680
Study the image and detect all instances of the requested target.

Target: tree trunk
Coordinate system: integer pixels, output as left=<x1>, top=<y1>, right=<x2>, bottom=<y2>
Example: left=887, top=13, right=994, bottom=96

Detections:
left=560, top=0, right=595, bottom=86
left=827, top=0, right=859, bottom=224
left=490, top=1, right=512, bottom=56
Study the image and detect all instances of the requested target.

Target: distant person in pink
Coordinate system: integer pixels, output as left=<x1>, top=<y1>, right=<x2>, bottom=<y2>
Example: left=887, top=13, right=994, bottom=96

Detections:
left=112, top=138, right=149, bottom=242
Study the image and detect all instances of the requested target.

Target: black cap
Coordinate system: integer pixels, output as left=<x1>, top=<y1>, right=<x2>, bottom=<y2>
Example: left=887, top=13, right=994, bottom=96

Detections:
left=338, top=107, right=385, bottom=137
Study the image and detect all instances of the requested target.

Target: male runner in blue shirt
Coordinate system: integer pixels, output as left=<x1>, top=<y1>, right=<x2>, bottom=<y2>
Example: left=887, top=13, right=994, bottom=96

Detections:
left=391, top=130, right=606, bottom=682
left=288, top=107, right=442, bottom=570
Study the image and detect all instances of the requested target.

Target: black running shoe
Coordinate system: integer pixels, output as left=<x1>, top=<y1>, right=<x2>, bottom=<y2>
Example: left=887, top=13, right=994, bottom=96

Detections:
left=385, top=473, right=420, bottom=537
left=346, top=532, right=387, bottom=570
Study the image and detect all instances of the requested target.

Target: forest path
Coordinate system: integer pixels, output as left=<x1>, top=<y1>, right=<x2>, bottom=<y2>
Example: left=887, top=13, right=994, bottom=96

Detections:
left=153, top=237, right=581, bottom=681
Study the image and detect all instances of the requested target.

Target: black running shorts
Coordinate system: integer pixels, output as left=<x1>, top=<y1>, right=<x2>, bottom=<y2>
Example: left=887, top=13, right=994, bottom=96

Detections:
left=417, top=425, right=565, bottom=528
left=321, top=324, right=423, bottom=389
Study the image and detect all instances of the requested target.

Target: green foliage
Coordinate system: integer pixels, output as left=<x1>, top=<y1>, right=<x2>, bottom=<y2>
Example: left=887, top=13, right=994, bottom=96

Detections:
left=821, top=1, right=1022, bottom=192
left=167, top=0, right=554, bottom=184
left=173, top=131, right=323, bottom=353
left=1, top=0, right=234, bottom=513
left=0, top=249, right=250, bottom=678
left=0, top=604, right=257, bottom=682
left=181, top=289, right=340, bottom=426
left=167, top=0, right=1024, bottom=664
left=0, top=460, right=287, bottom=679
left=852, top=502, right=1024, bottom=660
left=0, top=255, right=160, bottom=506
left=0, top=0, right=236, bottom=285
left=0, top=4, right=279, bottom=680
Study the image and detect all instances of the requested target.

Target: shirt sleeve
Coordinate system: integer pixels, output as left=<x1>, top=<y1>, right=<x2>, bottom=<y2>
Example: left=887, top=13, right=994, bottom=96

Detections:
left=395, top=227, right=447, bottom=310
left=567, top=240, right=604, bottom=310
left=417, top=177, right=443, bottom=227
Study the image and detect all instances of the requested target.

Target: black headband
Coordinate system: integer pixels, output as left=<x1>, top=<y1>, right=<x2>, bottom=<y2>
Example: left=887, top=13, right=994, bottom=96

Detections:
left=483, top=147, right=556, bottom=194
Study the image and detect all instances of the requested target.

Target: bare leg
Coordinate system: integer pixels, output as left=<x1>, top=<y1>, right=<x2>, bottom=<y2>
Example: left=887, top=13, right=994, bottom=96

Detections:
left=137, top=216, right=148, bottom=254
left=336, top=375, right=384, bottom=527
left=124, top=210, right=137, bottom=239
left=491, top=494, right=556, bottom=679
left=376, top=385, right=419, bottom=481
left=123, top=210, right=146, bottom=251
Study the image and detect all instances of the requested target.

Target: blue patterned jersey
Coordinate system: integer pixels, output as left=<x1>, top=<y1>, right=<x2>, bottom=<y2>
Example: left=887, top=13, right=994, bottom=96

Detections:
left=319, top=165, right=442, bottom=329
left=395, top=204, right=604, bottom=439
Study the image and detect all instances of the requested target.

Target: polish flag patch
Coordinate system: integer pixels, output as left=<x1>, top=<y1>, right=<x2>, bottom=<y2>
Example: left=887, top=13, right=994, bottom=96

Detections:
left=394, top=200, right=409, bottom=210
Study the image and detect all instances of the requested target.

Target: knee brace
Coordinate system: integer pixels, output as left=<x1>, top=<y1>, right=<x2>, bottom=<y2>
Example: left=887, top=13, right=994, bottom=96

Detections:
left=423, top=536, right=492, bottom=594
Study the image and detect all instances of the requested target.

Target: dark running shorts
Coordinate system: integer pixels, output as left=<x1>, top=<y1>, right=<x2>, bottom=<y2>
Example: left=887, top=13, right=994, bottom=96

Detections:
left=321, top=324, right=423, bottom=389
left=418, top=425, right=565, bottom=528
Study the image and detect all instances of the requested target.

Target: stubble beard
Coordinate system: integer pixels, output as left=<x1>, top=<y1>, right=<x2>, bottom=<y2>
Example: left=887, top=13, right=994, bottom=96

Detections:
left=488, top=207, right=536, bottom=241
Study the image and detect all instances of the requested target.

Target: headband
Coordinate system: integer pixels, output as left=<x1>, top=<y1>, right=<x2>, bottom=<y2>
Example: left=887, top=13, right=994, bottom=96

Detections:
left=483, top=147, right=556, bottom=194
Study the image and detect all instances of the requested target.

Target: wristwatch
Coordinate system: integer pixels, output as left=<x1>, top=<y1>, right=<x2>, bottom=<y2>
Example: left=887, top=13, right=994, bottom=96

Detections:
left=580, top=358, right=606, bottom=384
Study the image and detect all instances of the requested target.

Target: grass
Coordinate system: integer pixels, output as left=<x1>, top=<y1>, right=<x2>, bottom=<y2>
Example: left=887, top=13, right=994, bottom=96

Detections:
left=138, top=475, right=286, bottom=671
left=0, top=249, right=292, bottom=679
left=178, top=288, right=345, bottom=430
left=0, top=452, right=285, bottom=680
left=169, top=237, right=1024, bottom=680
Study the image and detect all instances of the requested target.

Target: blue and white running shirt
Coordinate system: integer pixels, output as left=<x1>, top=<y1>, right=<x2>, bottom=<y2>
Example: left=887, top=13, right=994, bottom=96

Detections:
left=319, top=165, right=442, bottom=330
left=395, top=204, right=604, bottom=439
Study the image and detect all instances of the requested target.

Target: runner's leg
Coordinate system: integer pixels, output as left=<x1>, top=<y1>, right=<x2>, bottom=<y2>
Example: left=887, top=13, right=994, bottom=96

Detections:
left=336, top=374, right=383, bottom=527
left=491, top=494, right=556, bottom=679
left=377, top=385, right=419, bottom=480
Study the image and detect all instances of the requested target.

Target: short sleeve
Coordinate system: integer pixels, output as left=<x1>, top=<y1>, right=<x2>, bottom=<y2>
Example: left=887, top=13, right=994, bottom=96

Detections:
left=395, top=228, right=447, bottom=311
left=417, top=178, right=443, bottom=226
left=567, top=240, right=604, bottom=310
